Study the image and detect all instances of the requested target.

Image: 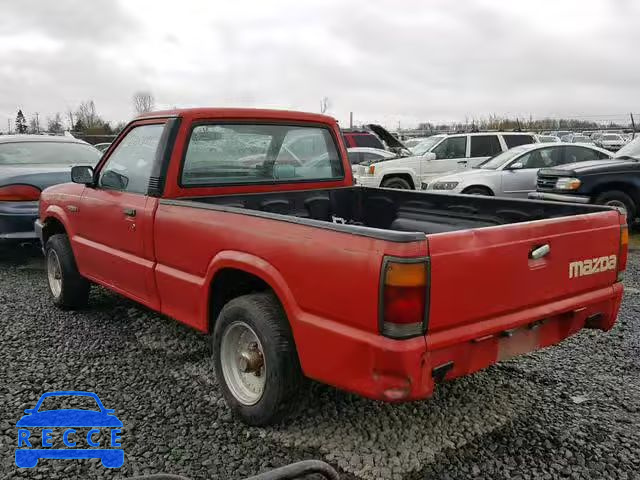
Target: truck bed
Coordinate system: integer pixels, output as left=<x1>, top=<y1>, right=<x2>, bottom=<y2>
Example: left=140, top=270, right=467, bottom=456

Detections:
left=163, top=186, right=612, bottom=239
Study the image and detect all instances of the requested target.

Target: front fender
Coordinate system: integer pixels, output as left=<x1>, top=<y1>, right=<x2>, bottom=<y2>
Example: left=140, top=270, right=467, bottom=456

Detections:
left=41, top=204, right=76, bottom=239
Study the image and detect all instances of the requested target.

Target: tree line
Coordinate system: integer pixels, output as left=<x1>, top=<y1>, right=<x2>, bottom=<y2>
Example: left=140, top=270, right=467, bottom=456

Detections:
left=10, top=91, right=155, bottom=136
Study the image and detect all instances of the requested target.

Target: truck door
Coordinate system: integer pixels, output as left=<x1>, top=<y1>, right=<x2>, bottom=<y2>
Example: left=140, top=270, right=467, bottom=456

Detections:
left=72, top=122, right=166, bottom=309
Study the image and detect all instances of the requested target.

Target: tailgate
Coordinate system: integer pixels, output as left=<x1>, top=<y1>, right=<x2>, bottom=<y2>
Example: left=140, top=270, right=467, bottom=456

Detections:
left=426, top=210, right=623, bottom=333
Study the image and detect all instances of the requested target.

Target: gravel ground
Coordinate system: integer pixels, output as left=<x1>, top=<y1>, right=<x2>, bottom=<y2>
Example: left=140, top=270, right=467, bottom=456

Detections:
left=1, top=244, right=639, bottom=480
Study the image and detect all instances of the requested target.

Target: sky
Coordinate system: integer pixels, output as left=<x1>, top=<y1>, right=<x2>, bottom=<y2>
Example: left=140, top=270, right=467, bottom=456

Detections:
left=1, top=0, right=639, bottom=130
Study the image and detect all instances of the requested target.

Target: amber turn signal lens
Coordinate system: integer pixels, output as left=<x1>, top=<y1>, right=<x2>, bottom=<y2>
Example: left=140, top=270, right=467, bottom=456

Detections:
left=384, top=262, right=427, bottom=287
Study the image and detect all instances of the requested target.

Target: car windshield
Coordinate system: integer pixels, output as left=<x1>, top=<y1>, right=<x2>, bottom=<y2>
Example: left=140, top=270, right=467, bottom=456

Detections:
left=602, top=134, right=621, bottom=141
left=0, top=142, right=101, bottom=165
left=410, top=135, right=444, bottom=155
left=475, top=147, right=528, bottom=169
left=38, top=395, right=101, bottom=412
left=615, top=137, right=640, bottom=159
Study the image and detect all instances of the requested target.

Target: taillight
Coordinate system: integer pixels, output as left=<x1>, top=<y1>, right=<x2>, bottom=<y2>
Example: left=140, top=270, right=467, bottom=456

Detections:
left=0, top=184, right=41, bottom=201
left=380, top=257, right=429, bottom=339
left=618, top=224, right=628, bottom=281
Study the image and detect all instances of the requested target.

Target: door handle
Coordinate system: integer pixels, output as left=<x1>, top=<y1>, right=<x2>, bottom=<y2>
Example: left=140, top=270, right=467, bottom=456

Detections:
left=529, top=244, right=550, bottom=260
left=123, top=208, right=136, bottom=217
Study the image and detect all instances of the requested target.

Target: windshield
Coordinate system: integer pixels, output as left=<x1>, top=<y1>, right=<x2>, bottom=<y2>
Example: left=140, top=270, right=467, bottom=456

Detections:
left=615, top=136, right=640, bottom=159
left=410, top=136, right=444, bottom=155
left=0, top=141, right=101, bottom=165
left=476, top=147, right=528, bottom=169
left=602, top=134, right=621, bottom=141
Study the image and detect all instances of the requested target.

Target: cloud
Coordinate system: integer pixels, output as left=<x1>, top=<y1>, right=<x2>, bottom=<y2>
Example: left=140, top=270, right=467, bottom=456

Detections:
left=0, top=0, right=638, bottom=129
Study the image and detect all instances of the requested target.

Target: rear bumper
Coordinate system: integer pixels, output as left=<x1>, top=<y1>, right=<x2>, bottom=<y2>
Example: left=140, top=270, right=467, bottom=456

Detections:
left=528, top=192, right=591, bottom=204
left=0, top=201, right=39, bottom=240
left=296, top=283, right=623, bottom=402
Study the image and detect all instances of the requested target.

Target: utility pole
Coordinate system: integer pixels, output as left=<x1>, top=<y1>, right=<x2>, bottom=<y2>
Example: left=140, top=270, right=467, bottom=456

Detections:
left=7, top=119, right=10, bottom=134
left=349, top=111, right=353, bottom=129
left=35, top=112, right=40, bottom=133
left=631, top=113, right=637, bottom=139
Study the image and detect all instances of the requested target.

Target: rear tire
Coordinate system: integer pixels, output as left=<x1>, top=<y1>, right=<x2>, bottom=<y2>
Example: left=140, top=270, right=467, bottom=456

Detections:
left=45, top=234, right=90, bottom=309
left=462, top=186, right=493, bottom=196
left=381, top=176, right=412, bottom=189
left=212, top=292, right=304, bottom=426
left=594, top=190, right=636, bottom=225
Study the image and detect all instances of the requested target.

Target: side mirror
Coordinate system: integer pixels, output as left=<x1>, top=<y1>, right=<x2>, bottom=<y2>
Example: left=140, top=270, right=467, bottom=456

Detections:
left=101, top=170, right=129, bottom=190
left=509, top=162, right=524, bottom=170
left=71, top=165, right=95, bottom=185
left=422, top=152, right=436, bottom=161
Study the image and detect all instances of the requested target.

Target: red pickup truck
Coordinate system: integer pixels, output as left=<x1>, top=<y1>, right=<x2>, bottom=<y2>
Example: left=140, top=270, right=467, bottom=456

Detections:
left=36, top=108, right=627, bottom=425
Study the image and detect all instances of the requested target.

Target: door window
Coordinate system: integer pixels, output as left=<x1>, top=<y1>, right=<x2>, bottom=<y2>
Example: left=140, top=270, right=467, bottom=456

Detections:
left=432, top=136, right=467, bottom=159
left=98, top=124, right=165, bottom=194
left=470, top=135, right=502, bottom=158
left=564, top=146, right=607, bottom=163
left=503, top=134, right=536, bottom=149
left=512, top=147, right=561, bottom=169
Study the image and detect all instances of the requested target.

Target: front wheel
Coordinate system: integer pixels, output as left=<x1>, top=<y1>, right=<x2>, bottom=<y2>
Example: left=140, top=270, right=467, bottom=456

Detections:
left=381, top=176, right=412, bottom=189
left=45, top=234, right=90, bottom=309
left=594, top=190, right=636, bottom=225
left=212, top=292, right=304, bottom=426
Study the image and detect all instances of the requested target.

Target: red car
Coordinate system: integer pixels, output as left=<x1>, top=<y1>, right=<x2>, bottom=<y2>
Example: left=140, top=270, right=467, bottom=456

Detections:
left=36, top=108, right=626, bottom=425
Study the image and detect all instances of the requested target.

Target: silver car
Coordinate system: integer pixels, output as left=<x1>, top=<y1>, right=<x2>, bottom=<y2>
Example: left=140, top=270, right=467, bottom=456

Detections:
left=422, top=143, right=612, bottom=198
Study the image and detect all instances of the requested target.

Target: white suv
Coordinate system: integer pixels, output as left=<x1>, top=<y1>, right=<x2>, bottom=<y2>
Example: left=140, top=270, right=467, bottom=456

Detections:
left=354, top=132, right=538, bottom=189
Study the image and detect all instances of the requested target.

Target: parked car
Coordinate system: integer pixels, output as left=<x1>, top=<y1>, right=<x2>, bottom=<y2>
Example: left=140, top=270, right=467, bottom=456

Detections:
left=354, top=132, right=538, bottom=189
left=342, top=125, right=411, bottom=156
left=530, top=137, right=640, bottom=224
left=596, top=133, right=626, bottom=151
left=37, top=108, right=625, bottom=426
left=403, top=137, right=431, bottom=149
left=0, top=135, right=101, bottom=241
left=569, top=134, right=594, bottom=144
left=422, top=143, right=612, bottom=197
left=93, top=142, right=112, bottom=153
left=553, top=131, right=572, bottom=140
left=536, top=134, right=561, bottom=143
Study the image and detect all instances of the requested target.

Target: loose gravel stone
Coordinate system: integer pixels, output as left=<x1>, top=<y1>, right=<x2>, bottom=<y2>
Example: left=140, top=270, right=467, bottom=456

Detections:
left=0, top=244, right=639, bottom=479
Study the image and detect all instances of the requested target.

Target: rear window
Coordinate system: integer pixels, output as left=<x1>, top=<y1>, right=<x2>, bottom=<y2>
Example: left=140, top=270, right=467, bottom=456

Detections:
left=470, top=135, right=502, bottom=157
left=347, top=133, right=384, bottom=149
left=0, top=141, right=101, bottom=165
left=182, top=124, right=344, bottom=186
left=504, top=134, right=536, bottom=149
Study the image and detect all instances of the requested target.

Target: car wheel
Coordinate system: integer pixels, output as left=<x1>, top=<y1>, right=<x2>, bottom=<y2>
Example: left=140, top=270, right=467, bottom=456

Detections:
left=381, top=176, right=412, bottom=189
left=45, top=234, right=90, bottom=309
left=462, top=186, right=493, bottom=196
left=212, top=292, right=304, bottom=426
left=594, top=190, right=636, bottom=225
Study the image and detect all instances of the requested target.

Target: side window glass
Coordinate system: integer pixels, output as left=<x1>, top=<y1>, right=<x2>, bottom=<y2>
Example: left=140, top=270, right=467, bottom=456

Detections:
left=99, top=124, right=164, bottom=194
left=564, top=146, right=598, bottom=164
left=470, top=135, right=501, bottom=157
left=504, top=134, right=536, bottom=149
left=432, top=137, right=467, bottom=159
left=516, top=148, right=559, bottom=169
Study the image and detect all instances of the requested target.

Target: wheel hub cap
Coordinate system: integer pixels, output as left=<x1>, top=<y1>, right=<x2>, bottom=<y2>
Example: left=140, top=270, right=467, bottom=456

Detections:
left=47, top=250, right=63, bottom=298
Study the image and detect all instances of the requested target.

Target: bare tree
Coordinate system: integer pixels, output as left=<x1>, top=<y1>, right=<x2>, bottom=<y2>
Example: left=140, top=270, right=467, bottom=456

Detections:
left=76, top=100, right=100, bottom=129
left=133, top=91, right=155, bottom=114
left=28, top=114, right=40, bottom=134
left=47, top=113, right=64, bottom=134
left=320, top=96, right=331, bottom=114
left=66, top=108, right=75, bottom=131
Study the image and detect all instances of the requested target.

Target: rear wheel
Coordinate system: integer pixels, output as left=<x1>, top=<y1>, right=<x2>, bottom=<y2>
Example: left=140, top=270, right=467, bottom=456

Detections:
left=212, top=292, right=304, bottom=425
left=45, top=234, right=90, bottom=309
left=594, top=190, right=636, bottom=225
left=462, top=186, right=493, bottom=196
left=381, top=176, right=412, bottom=189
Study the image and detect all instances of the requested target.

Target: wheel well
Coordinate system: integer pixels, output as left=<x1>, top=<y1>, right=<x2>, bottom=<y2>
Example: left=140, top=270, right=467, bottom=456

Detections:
left=592, top=182, right=640, bottom=206
left=381, top=173, right=414, bottom=189
left=208, top=268, right=274, bottom=333
left=462, top=185, right=494, bottom=195
left=42, top=217, right=67, bottom=245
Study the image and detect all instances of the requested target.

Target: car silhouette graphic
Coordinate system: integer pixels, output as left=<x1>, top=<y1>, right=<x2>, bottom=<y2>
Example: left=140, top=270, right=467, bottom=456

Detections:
left=15, top=391, right=123, bottom=468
